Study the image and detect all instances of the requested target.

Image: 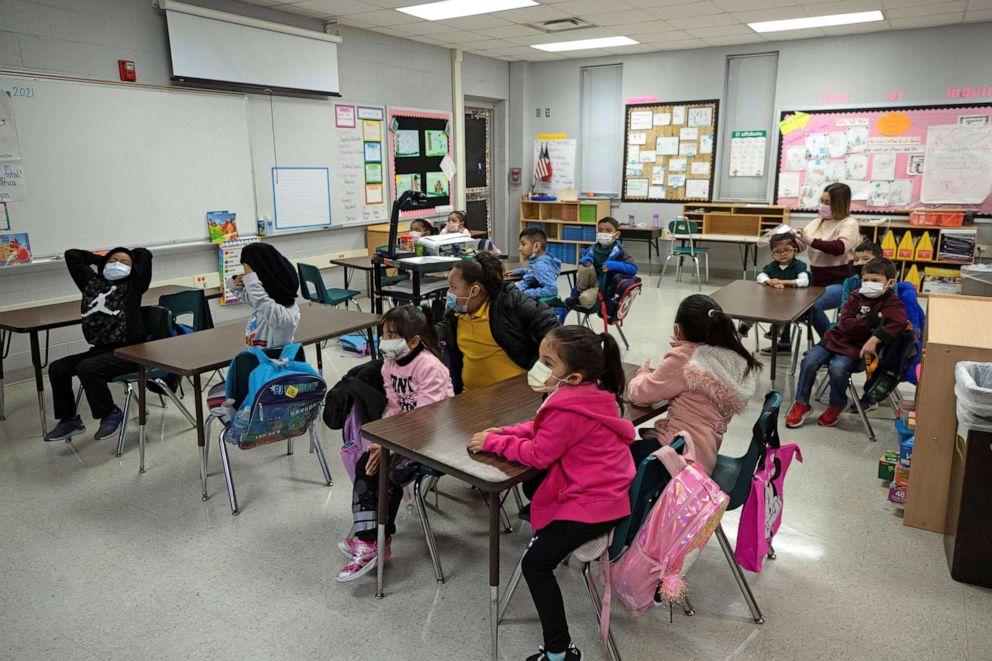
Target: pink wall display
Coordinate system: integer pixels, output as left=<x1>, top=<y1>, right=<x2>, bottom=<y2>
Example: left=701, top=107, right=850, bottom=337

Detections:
left=774, top=104, right=992, bottom=216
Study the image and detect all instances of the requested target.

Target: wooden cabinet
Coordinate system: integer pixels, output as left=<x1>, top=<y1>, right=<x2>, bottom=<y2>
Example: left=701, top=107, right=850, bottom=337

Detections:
left=859, top=220, right=976, bottom=292
left=519, top=198, right=612, bottom=264
left=682, top=202, right=790, bottom=236
left=905, top=294, right=992, bottom=533
left=366, top=221, right=411, bottom=257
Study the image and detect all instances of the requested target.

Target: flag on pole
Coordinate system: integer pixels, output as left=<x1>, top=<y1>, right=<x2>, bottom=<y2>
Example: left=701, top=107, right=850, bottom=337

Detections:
left=536, top=143, right=553, bottom=182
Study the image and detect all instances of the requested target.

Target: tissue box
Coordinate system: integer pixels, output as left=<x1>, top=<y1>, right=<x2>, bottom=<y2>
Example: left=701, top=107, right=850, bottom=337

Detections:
left=878, top=451, right=898, bottom=481
left=888, top=485, right=907, bottom=507
left=894, top=464, right=911, bottom=488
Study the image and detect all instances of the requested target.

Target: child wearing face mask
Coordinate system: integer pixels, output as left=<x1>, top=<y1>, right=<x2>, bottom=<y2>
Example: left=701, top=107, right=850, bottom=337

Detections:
left=440, top=210, right=472, bottom=236
left=44, top=247, right=153, bottom=442
left=336, top=305, right=454, bottom=583
left=468, top=325, right=634, bottom=661
left=840, top=241, right=883, bottom=309
left=567, top=217, right=637, bottom=311
left=786, top=258, right=907, bottom=429
left=627, top=294, right=761, bottom=475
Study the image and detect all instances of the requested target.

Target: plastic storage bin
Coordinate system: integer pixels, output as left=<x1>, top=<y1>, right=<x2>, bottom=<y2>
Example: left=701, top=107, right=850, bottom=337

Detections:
left=961, top=264, right=992, bottom=297
left=562, top=226, right=583, bottom=241
left=910, top=210, right=964, bottom=227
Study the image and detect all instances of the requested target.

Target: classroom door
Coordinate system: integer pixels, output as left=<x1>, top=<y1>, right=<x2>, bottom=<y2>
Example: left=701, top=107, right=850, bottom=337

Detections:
left=465, top=106, right=492, bottom=234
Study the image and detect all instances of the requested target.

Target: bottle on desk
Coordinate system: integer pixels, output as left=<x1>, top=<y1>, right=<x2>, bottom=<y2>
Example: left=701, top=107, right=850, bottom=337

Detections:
left=652, top=213, right=661, bottom=229
left=627, top=214, right=636, bottom=227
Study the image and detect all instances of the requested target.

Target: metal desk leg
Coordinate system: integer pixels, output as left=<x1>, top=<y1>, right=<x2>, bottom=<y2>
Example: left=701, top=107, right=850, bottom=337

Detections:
left=193, top=373, right=207, bottom=500
left=489, top=490, right=500, bottom=661
left=768, top=323, right=779, bottom=391
left=375, top=447, right=390, bottom=599
left=0, top=329, right=7, bottom=421
left=138, top=365, right=147, bottom=473
left=315, top=342, right=324, bottom=376
left=29, top=331, right=47, bottom=435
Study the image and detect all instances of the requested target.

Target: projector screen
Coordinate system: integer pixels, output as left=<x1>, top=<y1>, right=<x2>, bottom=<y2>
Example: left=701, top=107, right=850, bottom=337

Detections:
left=164, top=3, right=340, bottom=96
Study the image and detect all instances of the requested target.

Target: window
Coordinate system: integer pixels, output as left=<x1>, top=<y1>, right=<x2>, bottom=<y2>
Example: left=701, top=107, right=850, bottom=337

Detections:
left=580, top=64, right=623, bottom=195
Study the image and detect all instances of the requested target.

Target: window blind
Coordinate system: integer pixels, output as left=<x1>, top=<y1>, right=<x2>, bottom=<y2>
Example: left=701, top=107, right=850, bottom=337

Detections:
left=580, top=64, right=623, bottom=196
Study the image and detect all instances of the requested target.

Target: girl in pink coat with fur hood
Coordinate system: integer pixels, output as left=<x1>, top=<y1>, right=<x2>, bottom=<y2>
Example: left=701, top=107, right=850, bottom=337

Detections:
left=627, top=294, right=762, bottom=475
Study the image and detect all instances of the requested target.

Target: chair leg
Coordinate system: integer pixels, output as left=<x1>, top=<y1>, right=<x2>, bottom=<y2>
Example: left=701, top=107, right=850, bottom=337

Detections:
left=583, top=561, right=622, bottom=661
left=657, top=255, right=673, bottom=287
left=414, top=475, right=444, bottom=583
left=309, top=424, right=332, bottom=486
left=789, top=326, right=802, bottom=376
left=849, top=379, right=877, bottom=442
left=287, top=437, right=294, bottom=455
left=683, top=594, right=695, bottom=616
left=693, top=257, right=701, bottom=292
left=152, top=379, right=196, bottom=428
left=715, top=525, right=764, bottom=624
left=615, top=325, right=630, bottom=351
left=74, top=384, right=84, bottom=412
left=497, top=549, right=526, bottom=623
left=767, top=544, right=776, bottom=560
left=116, top=383, right=133, bottom=457
left=218, top=429, right=239, bottom=515
left=511, top=484, right=524, bottom=513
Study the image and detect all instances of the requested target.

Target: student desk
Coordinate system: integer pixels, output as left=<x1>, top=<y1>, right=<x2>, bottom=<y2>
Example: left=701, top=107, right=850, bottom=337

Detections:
left=330, top=256, right=376, bottom=299
left=620, top=226, right=663, bottom=266
left=709, top=280, right=824, bottom=390
left=503, top=261, right=579, bottom=291
left=114, top=305, right=380, bottom=497
left=666, top=233, right=761, bottom=280
left=362, top=364, right=665, bottom=661
left=0, top=284, right=221, bottom=435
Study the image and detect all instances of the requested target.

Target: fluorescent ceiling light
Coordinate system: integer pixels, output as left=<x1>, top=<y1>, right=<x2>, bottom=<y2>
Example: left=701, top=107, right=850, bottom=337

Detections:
left=748, top=10, right=884, bottom=33
left=532, top=36, right=639, bottom=52
left=397, top=0, right=537, bottom=21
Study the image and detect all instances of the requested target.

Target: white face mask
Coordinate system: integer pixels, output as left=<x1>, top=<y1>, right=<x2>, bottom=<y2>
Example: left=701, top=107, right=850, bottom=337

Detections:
left=103, top=262, right=131, bottom=281
left=380, top=338, right=412, bottom=362
left=596, top=232, right=615, bottom=246
left=860, top=281, right=886, bottom=298
left=528, top=360, right=572, bottom=393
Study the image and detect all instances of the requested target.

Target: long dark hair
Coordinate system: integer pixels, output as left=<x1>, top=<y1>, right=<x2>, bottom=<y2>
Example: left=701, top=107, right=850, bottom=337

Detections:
left=450, top=251, right=504, bottom=299
left=381, top=305, right=440, bottom=358
left=824, top=182, right=852, bottom=220
left=547, top=325, right=626, bottom=412
left=675, top=294, right=761, bottom=375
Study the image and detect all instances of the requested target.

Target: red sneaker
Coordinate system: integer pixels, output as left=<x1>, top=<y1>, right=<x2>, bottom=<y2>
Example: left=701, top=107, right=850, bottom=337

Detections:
left=785, top=402, right=812, bottom=428
left=817, top=406, right=844, bottom=427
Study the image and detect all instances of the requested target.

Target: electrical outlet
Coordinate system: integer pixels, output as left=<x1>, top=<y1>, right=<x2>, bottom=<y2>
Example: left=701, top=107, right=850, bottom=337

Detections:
left=535, top=108, right=541, bottom=118
left=545, top=108, right=550, bottom=117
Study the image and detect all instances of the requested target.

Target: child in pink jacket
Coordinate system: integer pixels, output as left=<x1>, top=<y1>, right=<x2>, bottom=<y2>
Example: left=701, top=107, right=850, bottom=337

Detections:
left=469, top=325, right=634, bottom=661
left=336, top=305, right=453, bottom=583
left=627, top=294, right=761, bottom=475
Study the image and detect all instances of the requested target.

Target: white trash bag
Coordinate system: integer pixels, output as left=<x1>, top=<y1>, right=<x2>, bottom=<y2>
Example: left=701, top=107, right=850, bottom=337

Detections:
left=954, top=361, right=992, bottom=433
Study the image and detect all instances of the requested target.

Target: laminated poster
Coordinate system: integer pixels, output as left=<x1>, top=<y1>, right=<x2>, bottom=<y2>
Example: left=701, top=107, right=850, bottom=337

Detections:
left=364, top=142, right=382, bottom=163
left=669, top=158, right=687, bottom=172
left=627, top=178, right=649, bottom=196
left=653, top=113, right=671, bottom=126
left=395, top=130, right=420, bottom=157
left=871, top=153, right=897, bottom=181
left=657, top=136, right=679, bottom=155
left=0, top=232, right=31, bottom=267
left=365, top=162, right=383, bottom=184
left=362, top=120, right=382, bottom=142
left=425, top=130, right=448, bottom=157
left=699, top=134, right=713, bottom=155
left=672, top=106, right=686, bottom=125
left=668, top=174, right=686, bottom=189
left=426, top=172, right=448, bottom=197
left=686, top=179, right=709, bottom=199
left=630, top=111, right=653, bottom=130
left=785, top=146, right=806, bottom=172
left=778, top=172, right=801, bottom=198
left=687, top=107, right=712, bottom=128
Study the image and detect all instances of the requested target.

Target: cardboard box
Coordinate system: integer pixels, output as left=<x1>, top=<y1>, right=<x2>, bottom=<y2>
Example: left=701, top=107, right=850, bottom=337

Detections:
left=879, top=451, right=898, bottom=481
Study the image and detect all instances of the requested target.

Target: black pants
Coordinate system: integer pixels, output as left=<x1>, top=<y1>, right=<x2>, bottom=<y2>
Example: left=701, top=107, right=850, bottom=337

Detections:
left=48, top=347, right=136, bottom=420
left=352, top=450, right=406, bottom=543
left=522, top=517, right=618, bottom=654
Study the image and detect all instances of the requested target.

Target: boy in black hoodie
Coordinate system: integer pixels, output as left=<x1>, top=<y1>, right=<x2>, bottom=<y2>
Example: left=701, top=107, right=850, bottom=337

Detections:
left=44, top=247, right=153, bottom=442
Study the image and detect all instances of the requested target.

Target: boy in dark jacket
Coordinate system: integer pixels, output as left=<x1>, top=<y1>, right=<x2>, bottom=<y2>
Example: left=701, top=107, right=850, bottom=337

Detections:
left=44, top=247, right=153, bottom=442
left=567, top=217, right=637, bottom=312
left=786, top=258, right=907, bottom=429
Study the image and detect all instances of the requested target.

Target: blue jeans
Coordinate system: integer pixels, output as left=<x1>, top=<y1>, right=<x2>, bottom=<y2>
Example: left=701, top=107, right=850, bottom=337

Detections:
left=810, top=283, right=843, bottom=338
left=795, top=344, right=856, bottom=409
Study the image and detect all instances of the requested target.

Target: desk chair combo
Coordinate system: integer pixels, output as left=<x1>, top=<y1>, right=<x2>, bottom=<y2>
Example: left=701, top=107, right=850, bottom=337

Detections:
left=658, top=218, right=709, bottom=291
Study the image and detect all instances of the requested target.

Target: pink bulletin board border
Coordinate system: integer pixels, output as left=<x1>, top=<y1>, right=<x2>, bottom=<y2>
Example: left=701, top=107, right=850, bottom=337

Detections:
left=774, top=103, right=992, bottom=217
left=387, top=107, right=453, bottom=218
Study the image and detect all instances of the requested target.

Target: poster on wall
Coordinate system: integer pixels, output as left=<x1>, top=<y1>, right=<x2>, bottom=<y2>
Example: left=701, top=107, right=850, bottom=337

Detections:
left=531, top=135, right=576, bottom=194
left=0, top=94, right=22, bottom=160
left=729, top=130, right=767, bottom=177
left=387, top=107, right=453, bottom=217
left=775, top=103, right=992, bottom=215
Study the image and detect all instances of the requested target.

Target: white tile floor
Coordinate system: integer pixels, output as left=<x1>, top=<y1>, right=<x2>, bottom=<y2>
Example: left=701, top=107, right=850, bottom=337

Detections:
left=2, top=276, right=990, bottom=661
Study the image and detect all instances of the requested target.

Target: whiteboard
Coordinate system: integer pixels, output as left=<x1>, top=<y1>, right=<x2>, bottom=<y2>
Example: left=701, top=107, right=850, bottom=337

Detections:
left=272, top=167, right=331, bottom=230
left=248, top=95, right=388, bottom=228
left=0, top=75, right=256, bottom=257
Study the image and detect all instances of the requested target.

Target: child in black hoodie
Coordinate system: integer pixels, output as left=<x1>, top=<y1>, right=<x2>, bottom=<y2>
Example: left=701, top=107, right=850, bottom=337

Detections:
left=44, top=247, right=153, bottom=442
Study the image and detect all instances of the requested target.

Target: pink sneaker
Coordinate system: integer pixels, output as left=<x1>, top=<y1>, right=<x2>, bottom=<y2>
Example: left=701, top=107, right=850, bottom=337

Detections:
left=335, top=539, right=391, bottom=583
left=337, top=538, right=359, bottom=558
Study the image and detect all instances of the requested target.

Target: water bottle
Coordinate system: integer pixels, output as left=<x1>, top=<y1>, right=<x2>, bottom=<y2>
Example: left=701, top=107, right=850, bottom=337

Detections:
left=627, top=214, right=635, bottom=227
left=652, top=213, right=660, bottom=229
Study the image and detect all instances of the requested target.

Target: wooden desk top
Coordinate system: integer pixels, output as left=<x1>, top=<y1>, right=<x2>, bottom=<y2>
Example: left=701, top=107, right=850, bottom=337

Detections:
left=924, top=294, right=992, bottom=348
left=620, top=227, right=661, bottom=237
left=709, top=280, right=824, bottom=325
left=330, top=256, right=375, bottom=270
left=115, top=305, right=380, bottom=375
left=362, top=364, right=665, bottom=492
left=691, top=233, right=761, bottom=244
left=0, top=285, right=221, bottom=333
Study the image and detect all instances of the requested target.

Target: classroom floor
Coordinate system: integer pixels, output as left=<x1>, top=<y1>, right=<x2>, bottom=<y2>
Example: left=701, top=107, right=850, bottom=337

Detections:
left=1, top=274, right=990, bottom=661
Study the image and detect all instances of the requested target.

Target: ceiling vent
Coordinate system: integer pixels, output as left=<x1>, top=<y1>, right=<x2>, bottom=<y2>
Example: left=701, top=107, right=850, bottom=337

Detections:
left=527, top=17, right=594, bottom=33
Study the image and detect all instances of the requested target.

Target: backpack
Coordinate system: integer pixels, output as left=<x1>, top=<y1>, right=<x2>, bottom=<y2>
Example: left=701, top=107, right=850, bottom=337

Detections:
left=600, top=433, right=728, bottom=632
left=224, top=343, right=327, bottom=449
left=735, top=442, right=803, bottom=573
left=864, top=324, right=919, bottom=403
left=600, top=274, right=642, bottom=322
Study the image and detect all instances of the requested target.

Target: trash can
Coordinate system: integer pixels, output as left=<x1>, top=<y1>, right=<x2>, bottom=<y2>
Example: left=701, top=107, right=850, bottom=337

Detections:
left=960, top=264, right=992, bottom=297
left=944, top=361, right=992, bottom=587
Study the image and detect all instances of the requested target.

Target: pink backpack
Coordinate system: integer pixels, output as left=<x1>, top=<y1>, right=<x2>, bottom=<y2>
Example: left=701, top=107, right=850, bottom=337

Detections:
left=600, top=433, right=728, bottom=636
left=734, top=443, right=802, bottom=573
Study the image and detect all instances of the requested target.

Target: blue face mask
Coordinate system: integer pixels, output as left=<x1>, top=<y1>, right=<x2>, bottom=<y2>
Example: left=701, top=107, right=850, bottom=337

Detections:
left=103, top=262, right=131, bottom=281
left=446, top=287, right=475, bottom=313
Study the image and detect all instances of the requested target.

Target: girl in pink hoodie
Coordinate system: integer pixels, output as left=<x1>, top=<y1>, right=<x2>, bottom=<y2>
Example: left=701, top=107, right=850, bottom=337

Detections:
left=627, top=294, right=761, bottom=475
left=469, top=325, right=635, bottom=661
left=337, top=306, right=454, bottom=583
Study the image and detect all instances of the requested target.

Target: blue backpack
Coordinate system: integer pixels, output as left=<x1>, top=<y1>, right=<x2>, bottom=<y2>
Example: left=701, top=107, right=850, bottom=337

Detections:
left=224, top=343, right=327, bottom=449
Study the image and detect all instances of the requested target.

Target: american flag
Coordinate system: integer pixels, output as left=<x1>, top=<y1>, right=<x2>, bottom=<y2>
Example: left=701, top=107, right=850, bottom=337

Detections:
left=536, top=143, right=553, bottom=182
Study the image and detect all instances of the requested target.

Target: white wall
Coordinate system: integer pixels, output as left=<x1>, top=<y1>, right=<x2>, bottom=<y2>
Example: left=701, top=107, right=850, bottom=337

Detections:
left=0, top=0, right=509, bottom=376
left=517, top=21, right=992, bottom=270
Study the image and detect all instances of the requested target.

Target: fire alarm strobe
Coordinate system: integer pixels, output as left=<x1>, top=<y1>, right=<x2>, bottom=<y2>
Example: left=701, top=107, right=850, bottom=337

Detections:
left=118, top=60, right=136, bottom=82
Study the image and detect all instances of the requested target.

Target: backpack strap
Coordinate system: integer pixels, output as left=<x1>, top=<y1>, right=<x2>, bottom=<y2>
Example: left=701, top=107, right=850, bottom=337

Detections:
left=278, top=342, right=303, bottom=363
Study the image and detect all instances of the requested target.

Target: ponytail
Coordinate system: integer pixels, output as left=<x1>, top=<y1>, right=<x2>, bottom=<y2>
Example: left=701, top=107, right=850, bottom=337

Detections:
left=675, top=294, right=762, bottom=375
left=451, top=251, right=504, bottom=299
left=547, top=325, right=627, bottom=413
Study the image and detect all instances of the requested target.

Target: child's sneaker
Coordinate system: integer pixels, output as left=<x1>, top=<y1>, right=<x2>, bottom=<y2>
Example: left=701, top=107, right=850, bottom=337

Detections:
left=526, top=643, right=582, bottom=661
left=848, top=400, right=878, bottom=414
left=337, top=538, right=359, bottom=558
left=335, top=538, right=391, bottom=583
left=817, top=406, right=844, bottom=427
left=785, top=402, right=812, bottom=428
left=43, top=416, right=86, bottom=442
left=94, top=407, right=124, bottom=441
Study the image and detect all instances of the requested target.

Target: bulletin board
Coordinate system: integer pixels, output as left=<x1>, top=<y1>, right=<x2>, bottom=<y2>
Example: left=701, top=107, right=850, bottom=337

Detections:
left=387, top=107, right=453, bottom=218
left=774, top=103, right=992, bottom=216
left=621, top=99, right=718, bottom=203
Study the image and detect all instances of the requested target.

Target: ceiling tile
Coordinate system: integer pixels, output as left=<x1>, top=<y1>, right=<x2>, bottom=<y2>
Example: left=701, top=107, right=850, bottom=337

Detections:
left=652, top=36, right=710, bottom=47
left=358, top=0, right=420, bottom=6
left=603, top=43, right=663, bottom=53
left=636, top=30, right=695, bottom=44
left=731, top=6, right=809, bottom=22
left=336, top=8, right=421, bottom=25
left=882, top=0, right=935, bottom=6
left=283, top=0, right=382, bottom=16
left=554, top=0, right=637, bottom=13
left=886, top=1, right=967, bottom=18
left=715, top=0, right=799, bottom=10
left=701, top=32, right=768, bottom=44
left=626, top=0, right=706, bottom=7
left=434, top=14, right=512, bottom=30
left=463, top=38, right=516, bottom=49
left=888, top=12, right=965, bottom=26
left=646, top=1, right=724, bottom=19
left=687, top=23, right=753, bottom=37
left=431, top=30, right=488, bottom=43
left=491, top=4, right=574, bottom=23
left=965, top=8, right=992, bottom=19
left=577, top=9, right=658, bottom=25
left=821, top=19, right=894, bottom=34
left=668, top=12, right=740, bottom=28
left=472, top=23, right=545, bottom=38
left=388, top=20, right=460, bottom=34
left=966, top=0, right=992, bottom=8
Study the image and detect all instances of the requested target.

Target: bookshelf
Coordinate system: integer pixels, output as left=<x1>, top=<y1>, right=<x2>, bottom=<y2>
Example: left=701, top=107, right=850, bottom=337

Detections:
left=858, top=220, right=976, bottom=293
left=681, top=202, right=790, bottom=235
left=519, top=198, right=612, bottom=264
